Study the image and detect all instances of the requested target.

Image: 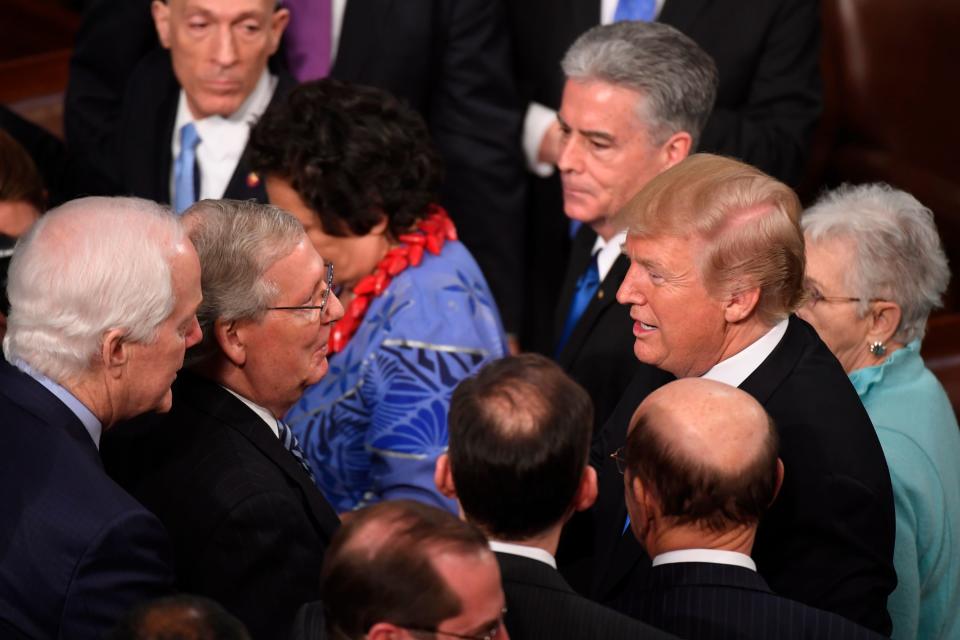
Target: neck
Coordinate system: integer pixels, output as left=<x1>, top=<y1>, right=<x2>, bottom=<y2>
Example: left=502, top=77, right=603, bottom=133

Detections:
left=700, top=318, right=774, bottom=376
left=65, top=373, right=117, bottom=429
left=484, top=523, right=563, bottom=557
left=646, top=521, right=756, bottom=558
left=590, top=218, right=619, bottom=243
left=193, top=359, right=284, bottom=419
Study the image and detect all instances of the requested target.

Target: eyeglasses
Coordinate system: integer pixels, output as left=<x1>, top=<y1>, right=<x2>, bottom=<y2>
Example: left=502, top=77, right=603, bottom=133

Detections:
left=403, top=608, right=507, bottom=640
left=803, top=286, right=883, bottom=309
left=266, top=261, right=335, bottom=321
left=610, top=446, right=627, bottom=475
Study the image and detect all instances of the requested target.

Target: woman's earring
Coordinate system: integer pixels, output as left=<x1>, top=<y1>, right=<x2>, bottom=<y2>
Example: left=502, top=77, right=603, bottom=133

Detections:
left=869, top=341, right=886, bottom=357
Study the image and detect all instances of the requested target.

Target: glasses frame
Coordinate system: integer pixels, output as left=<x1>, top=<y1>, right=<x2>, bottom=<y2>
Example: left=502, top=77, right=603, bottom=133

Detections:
left=403, top=608, right=507, bottom=640
left=265, top=261, right=335, bottom=319
left=803, top=287, right=884, bottom=309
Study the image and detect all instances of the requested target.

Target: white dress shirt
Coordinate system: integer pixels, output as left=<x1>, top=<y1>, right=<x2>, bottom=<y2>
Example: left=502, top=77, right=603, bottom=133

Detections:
left=700, top=318, right=789, bottom=388
left=591, top=230, right=627, bottom=282
left=522, top=0, right=668, bottom=175
left=170, top=70, right=277, bottom=202
left=489, top=540, right=558, bottom=569
left=652, top=548, right=757, bottom=571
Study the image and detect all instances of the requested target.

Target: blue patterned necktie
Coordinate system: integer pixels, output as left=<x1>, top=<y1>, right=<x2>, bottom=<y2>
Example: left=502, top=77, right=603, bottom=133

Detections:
left=614, top=0, right=657, bottom=22
left=173, top=122, right=201, bottom=214
left=555, top=251, right=601, bottom=355
left=277, top=419, right=316, bottom=483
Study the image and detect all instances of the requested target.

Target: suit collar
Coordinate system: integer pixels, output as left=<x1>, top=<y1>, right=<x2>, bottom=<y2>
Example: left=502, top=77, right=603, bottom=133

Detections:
left=490, top=540, right=557, bottom=569
left=739, top=315, right=809, bottom=405
left=496, top=551, right=577, bottom=594
left=648, top=561, right=772, bottom=594
left=658, top=0, right=713, bottom=33
left=332, top=0, right=394, bottom=79
left=174, top=371, right=341, bottom=535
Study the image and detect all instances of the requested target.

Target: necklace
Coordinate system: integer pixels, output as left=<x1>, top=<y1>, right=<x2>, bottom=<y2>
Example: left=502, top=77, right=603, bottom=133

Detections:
left=329, top=206, right=457, bottom=354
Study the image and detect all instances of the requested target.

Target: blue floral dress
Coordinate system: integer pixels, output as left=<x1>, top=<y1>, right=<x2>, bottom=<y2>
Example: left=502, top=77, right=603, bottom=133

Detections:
left=286, top=240, right=507, bottom=513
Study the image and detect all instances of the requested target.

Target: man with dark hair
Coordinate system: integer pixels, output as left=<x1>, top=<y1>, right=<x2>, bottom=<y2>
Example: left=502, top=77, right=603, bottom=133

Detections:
left=621, top=378, right=884, bottom=639
left=434, top=354, right=674, bottom=639
left=292, top=500, right=508, bottom=640
left=107, top=595, right=251, bottom=640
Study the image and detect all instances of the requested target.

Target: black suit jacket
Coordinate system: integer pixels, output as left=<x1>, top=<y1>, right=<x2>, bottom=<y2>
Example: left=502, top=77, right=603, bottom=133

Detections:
left=0, top=360, right=173, bottom=639
left=560, top=316, right=897, bottom=635
left=633, top=562, right=886, bottom=639
left=496, top=551, right=675, bottom=640
left=554, top=227, right=641, bottom=431
left=102, top=371, right=341, bottom=640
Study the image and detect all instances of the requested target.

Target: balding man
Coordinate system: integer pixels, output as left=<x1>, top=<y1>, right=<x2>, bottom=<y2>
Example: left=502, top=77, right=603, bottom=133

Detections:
left=292, top=501, right=509, bottom=640
left=620, top=378, right=884, bottom=639
left=0, top=197, right=202, bottom=639
left=570, top=154, right=896, bottom=634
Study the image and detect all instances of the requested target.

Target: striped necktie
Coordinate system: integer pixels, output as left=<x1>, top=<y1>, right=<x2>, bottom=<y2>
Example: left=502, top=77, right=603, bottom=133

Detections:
left=277, top=419, right=316, bottom=483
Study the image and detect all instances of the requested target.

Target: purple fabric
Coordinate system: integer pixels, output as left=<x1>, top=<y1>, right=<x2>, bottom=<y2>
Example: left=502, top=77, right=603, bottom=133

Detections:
left=284, top=0, right=333, bottom=81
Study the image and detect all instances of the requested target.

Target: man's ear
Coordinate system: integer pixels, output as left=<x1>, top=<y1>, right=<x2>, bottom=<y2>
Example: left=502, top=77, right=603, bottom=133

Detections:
left=367, top=622, right=406, bottom=640
left=215, top=318, right=246, bottom=367
left=152, top=0, right=172, bottom=49
left=723, top=286, right=761, bottom=323
left=572, top=466, right=598, bottom=513
left=867, top=300, right=902, bottom=347
left=434, top=453, right=458, bottom=500
left=101, top=328, right=129, bottom=379
left=659, top=131, right=693, bottom=171
left=267, top=7, right=291, bottom=55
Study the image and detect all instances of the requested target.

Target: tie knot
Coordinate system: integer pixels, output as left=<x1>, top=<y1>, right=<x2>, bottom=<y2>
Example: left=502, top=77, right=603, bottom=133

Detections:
left=180, top=122, right=201, bottom=150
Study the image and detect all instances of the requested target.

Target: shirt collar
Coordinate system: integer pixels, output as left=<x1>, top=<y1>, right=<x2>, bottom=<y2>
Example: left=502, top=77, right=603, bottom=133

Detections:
left=701, top=318, right=789, bottom=387
left=591, top=230, right=627, bottom=282
left=489, top=540, right=557, bottom=569
left=15, top=360, right=103, bottom=448
left=173, top=69, right=277, bottom=162
left=652, top=548, right=757, bottom=571
left=221, top=386, right=280, bottom=438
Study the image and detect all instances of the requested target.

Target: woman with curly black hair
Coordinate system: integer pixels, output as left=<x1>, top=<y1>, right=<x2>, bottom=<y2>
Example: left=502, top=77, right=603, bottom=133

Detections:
left=250, top=79, right=507, bottom=514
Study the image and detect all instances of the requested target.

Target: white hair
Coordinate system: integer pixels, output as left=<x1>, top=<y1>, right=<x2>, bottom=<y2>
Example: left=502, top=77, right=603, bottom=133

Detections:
left=3, top=197, right=185, bottom=382
left=802, top=183, right=950, bottom=343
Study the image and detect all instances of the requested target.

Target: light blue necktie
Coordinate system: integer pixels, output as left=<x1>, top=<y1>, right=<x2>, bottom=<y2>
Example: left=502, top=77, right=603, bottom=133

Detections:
left=614, top=0, right=657, bottom=22
left=555, top=251, right=601, bottom=356
left=277, top=419, right=316, bottom=483
left=173, top=122, right=201, bottom=214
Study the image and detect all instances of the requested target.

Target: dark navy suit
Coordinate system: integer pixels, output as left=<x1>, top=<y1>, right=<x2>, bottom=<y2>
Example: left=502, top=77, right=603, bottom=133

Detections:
left=0, top=359, right=173, bottom=639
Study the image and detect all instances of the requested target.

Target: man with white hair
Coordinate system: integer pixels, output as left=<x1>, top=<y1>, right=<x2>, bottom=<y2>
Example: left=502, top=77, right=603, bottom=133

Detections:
left=0, top=196, right=203, bottom=639
left=102, top=199, right=343, bottom=638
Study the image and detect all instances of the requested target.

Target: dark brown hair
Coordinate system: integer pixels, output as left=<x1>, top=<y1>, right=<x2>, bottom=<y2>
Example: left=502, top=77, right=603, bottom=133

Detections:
left=0, top=129, right=45, bottom=212
left=625, top=407, right=780, bottom=531
left=448, top=354, right=594, bottom=540
left=321, top=500, right=489, bottom=639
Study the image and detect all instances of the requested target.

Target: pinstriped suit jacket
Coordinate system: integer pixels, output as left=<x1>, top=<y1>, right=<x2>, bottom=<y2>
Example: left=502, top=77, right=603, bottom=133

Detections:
left=102, top=371, right=341, bottom=640
left=632, top=562, right=886, bottom=640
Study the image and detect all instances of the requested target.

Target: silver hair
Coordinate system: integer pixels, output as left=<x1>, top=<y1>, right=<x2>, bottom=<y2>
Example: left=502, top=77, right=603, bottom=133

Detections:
left=3, top=197, right=185, bottom=382
left=561, top=20, right=718, bottom=149
left=802, top=183, right=950, bottom=343
left=183, top=199, right=305, bottom=364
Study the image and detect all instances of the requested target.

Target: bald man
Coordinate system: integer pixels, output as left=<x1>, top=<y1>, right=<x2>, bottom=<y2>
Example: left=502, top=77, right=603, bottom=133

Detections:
left=617, top=379, right=883, bottom=640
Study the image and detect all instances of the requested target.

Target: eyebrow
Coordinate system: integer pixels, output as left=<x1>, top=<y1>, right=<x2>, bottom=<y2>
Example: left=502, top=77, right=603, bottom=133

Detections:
left=556, top=114, right=615, bottom=144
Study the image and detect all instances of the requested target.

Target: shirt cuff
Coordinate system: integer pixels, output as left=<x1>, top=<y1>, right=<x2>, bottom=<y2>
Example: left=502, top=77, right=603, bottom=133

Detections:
left=523, top=101, right=558, bottom=178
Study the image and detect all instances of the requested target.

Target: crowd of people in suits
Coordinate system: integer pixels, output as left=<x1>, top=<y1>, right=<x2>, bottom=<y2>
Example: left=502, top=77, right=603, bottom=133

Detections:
left=1, top=0, right=959, bottom=639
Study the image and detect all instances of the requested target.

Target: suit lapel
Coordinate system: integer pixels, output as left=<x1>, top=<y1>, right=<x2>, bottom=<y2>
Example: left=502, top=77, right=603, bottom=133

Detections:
left=558, top=254, right=629, bottom=366
left=658, top=0, right=713, bottom=33
left=222, top=71, right=297, bottom=202
left=178, top=374, right=341, bottom=539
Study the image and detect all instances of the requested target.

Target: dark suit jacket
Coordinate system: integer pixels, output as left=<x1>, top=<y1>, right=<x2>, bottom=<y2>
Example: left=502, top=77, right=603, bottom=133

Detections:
left=508, top=0, right=822, bottom=350
left=554, top=227, right=641, bottom=431
left=560, top=316, right=897, bottom=635
left=102, top=371, right=341, bottom=640
left=0, top=360, right=173, bottom=639
left=496, top=551, right=675, bottom=640
left=634, top=562, right=886, bottom=639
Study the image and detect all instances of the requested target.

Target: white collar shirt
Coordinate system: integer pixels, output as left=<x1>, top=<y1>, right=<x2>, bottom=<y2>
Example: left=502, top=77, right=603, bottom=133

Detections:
left=591, top=230, right=628, bottom=283
left=700, top=318, right=789, bottom=388
left=652, top=548, right=757, bottom=571
left=488, top=540, right=557, bottom=569
left=222, top=386, right=280, bottom=439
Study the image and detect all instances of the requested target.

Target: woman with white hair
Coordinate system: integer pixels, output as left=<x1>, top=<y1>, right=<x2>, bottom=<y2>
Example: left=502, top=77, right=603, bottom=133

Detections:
left=799, top=183, right=960, bottom=640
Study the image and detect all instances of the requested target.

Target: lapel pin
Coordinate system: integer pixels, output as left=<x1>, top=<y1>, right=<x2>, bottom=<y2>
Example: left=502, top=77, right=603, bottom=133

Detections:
left=246, top=172, right=261, bottom=188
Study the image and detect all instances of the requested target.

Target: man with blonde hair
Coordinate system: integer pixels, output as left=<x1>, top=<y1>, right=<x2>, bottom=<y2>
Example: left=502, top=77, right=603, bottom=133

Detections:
left=574, top=154, right=896, bottom=634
